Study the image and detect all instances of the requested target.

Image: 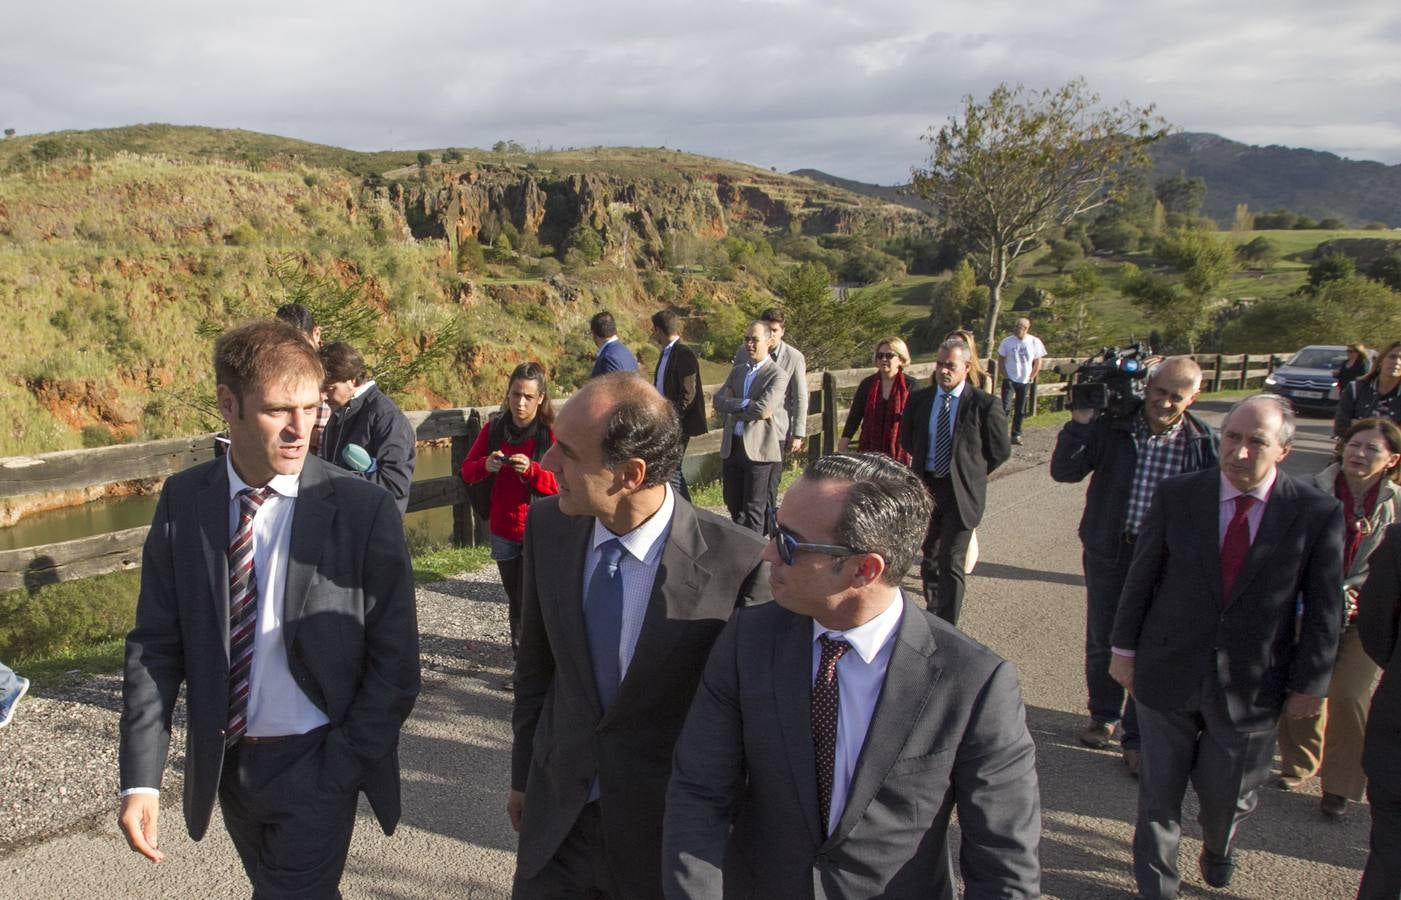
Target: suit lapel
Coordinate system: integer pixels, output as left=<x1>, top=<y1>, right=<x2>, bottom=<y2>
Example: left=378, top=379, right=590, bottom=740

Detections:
left=774, top=611, right=824, bottom=846
left=196, top=462, right=231, bottom=656
left=829, top=597, right=940, bottom=844
left=1227, top=472, right=1301, bottom=606
left=283, top=457, right=333, bottom=650
left=611, top=500, right=711, bottom=717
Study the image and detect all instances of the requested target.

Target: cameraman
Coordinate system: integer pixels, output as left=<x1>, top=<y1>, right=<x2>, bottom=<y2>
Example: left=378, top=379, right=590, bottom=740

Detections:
left=1051, top=356, right=1218, bottom=775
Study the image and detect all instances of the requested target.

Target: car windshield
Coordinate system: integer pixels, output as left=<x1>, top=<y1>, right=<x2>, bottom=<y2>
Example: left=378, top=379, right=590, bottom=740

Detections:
left=1288, top=348, right=1346, bottom=369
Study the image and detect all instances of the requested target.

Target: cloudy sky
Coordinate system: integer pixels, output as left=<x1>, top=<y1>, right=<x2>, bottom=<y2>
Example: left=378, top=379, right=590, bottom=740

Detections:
left=4, top=0, right=1399, bottom=183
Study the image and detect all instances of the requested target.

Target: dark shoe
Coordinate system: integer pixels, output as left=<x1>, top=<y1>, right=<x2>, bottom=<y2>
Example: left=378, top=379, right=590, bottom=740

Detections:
left=1123, top=748, right=1141, bottom=779
left=1078, top=719, right=1117, bottom=749
left=1276, top=773, right=1308, bottom=791
left=1199, top=850, right=1235, bottom=889
left=1010, top=433, right=1024, bottom=445
left=1321, top=792, right=1348, bottom=819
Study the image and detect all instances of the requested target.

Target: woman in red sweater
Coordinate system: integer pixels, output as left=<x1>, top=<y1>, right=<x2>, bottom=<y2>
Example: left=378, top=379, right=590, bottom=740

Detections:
left=460, top=362, right=559, bottom=654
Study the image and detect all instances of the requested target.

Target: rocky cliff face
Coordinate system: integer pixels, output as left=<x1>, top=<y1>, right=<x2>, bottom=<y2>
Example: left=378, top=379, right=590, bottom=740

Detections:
left=375, top=163, right=930, bottom=263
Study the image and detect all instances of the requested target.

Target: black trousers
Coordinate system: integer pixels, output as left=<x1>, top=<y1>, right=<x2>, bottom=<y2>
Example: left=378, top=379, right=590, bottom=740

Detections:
left=497, top=555, right=524, bottom=657
left=1001, top=379, right=1030, bottom=435
left=512, top=802, right=625, bottom=900
left=218, top=726, right=358, bottom=900
left=920, top=473, right=972, bottom=626
left=1083, top=543, right=1140, bottom=748
left=723, top=440, right=777, bottom=534
left=1360, top=779, right=1401, bottom=899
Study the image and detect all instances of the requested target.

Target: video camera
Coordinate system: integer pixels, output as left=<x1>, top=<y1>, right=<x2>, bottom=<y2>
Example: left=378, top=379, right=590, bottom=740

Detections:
left=1068, top=343, right=1150, bottom=419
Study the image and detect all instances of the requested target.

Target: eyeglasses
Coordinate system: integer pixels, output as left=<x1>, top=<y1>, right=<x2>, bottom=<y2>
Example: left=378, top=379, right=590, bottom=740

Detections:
left=874, top=351, right=897, bottom=361
left=767, top=509, right=862, bottom=566
left=743, top=336, right=763, bottom=345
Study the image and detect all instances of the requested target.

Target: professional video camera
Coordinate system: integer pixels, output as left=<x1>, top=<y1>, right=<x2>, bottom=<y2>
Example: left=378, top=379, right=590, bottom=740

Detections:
left=1068, top=343, right=1150, bottom=418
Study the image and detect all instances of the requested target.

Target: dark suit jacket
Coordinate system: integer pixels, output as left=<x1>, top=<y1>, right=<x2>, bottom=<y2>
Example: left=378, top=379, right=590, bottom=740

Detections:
left=1357, top=523, right=1401, bottom=793
left=662, top=596, right=1041, bottom=900
left=1111, top=468, right=1345, bottom=731
left=591, top=338, right=640, bottom=378
left=512, top=496, right=770, bottom=900
left=656, top=341, right=708, bottom=438
left=320, top=383, right=418, bottom=516
left=900, top=383, right=1011, bottom=528
left=119, top=455, right=421, bottom=840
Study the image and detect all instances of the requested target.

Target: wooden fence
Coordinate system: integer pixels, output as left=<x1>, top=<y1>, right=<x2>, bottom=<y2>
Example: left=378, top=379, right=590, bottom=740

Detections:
left=0, top=352, right=1288, bottom=592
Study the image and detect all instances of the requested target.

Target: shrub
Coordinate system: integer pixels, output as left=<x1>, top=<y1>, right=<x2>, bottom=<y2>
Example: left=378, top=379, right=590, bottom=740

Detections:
left=0, top=571, right=141, bottom=661
left=226, top=223, right=260, bottom=246
left=1309, top=252, right=1356, bottom=289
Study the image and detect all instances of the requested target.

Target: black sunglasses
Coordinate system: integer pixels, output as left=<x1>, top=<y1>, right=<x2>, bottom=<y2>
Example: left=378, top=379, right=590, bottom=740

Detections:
left=874, top=351, right=897, bottom=361
left=767, top=509, right=862, bottom=566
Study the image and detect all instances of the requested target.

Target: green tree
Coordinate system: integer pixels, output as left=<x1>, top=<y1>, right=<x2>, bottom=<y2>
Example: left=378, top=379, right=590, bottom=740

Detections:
left=1232, top=203, right=1254, bottom=231
left=442, top=147, right=464, bottom=163
left=416, top=151, right=432, bottom=168
left=564, top=223, right=604, bottom=265
left=1309, top=252, right=1356, bottom=289
left=1047, top=263, right=1103, bottom=357
left=1126, top=228, right=1235, bottom=352
left=913, top=79, right=1166, bottom=353
left=774, top=262, right=899, bottom=370
left=1367, top=253, right=1401, bottom=291
left=1318, top=217, right=1347, bottom=230
left=1044, top=239, right=1084, bottom=273
left=1222, top=276, right=1401, bottom=352
left=1154, top=174, right=1206, bottom=217
left=2, top=128, right=14, bottom=139
left=1236, top=235, right=1279, bottom=267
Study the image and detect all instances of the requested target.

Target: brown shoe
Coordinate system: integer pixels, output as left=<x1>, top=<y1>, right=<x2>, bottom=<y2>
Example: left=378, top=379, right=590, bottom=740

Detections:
left=1321, top=792, right=1348, bottom=819
left=1123, top=748, right=1141, bottom=778
left=1078, top=719, right=1117, bottom=749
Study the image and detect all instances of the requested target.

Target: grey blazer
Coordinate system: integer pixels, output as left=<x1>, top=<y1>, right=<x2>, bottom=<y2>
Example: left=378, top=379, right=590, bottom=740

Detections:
left=714, top=360, right=789, bottom=463
left=732, top=340, right=809, bottom=441
left=663, top=596, right=1042, bottom=900
left=119, top=455, right=421, bottom=840
left=512, top=495, right=771, bottom=900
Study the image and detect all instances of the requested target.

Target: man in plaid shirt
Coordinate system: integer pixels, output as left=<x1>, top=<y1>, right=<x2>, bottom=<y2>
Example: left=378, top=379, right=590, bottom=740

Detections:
left=1051, top=357, right=1219, bottom=776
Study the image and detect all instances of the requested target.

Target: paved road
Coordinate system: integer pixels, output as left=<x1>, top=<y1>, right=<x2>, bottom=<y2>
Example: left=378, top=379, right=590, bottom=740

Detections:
left=1, top=401, right=1372, bottom=898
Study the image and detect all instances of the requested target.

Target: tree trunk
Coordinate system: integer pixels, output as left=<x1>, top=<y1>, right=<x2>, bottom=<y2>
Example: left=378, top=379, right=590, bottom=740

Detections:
left=981, top=247, right=1009, bottom=363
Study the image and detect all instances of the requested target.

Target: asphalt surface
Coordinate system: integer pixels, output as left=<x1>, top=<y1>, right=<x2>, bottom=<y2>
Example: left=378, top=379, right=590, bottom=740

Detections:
left=0, top=399, right=1373, bottom=898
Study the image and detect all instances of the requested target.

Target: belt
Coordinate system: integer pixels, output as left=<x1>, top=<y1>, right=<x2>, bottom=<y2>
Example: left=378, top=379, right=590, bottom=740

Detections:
left=240, top=733, right=300, bottom=745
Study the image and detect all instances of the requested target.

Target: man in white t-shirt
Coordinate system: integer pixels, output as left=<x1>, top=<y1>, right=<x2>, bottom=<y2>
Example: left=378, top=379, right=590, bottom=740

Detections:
left=997, top=318, right=1047, bottom=445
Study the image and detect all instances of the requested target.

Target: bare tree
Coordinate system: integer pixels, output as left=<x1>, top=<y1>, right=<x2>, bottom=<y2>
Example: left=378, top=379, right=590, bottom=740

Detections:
left=912, top=79, right=1167, bottom=352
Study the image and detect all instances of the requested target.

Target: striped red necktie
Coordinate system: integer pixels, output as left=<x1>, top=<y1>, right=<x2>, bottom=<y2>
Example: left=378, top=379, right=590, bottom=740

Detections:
left=226, top=486, right=273, bottom=746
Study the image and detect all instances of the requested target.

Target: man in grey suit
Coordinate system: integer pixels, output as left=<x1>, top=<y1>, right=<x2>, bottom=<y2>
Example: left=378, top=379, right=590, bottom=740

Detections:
left=716, top=320, right=789, bottom=533
left=1111, top=394, right=1344, bottom=898
left=663, top=452, right=1041, bottom=900
left=118, top=320, right=421, bottom=897
left=509, top=373, right=770, bottom=900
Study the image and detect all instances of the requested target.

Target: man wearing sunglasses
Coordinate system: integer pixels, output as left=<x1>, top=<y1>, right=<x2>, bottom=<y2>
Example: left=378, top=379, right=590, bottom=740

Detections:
left=900, top=336, right=1011, bottom=625
left=663, top=452, right=1040, bottom=899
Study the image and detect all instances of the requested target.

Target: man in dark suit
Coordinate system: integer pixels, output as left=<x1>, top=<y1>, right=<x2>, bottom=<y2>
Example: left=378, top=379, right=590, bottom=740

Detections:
left=650, top=309, right=707, bottom=501
left=509, top=373, right=770, bottom=900
left=1356, top=523, right=1401, bottom=899
left=589, top=310, right=639, bottom=377
left=900, top=336, right=1011, bottom=625
left=663, top=452, right=1041, bottom=899
left=715, top=321, right=789, bottom=533
left=319, top=340, right=418, bottom=516
left=1110, top=394, right=1344, bottom=898
left=118, top=320, right=421, bottom=897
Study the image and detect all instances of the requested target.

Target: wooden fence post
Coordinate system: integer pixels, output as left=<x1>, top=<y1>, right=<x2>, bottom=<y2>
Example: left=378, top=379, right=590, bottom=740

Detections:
left=821, top=371, right=838, bottom=458
left=1212, top=354, right=1224, bottom=393
left=451, top=411, right=481, bottom=547
left=1238, top=353, right=1250, bottom=389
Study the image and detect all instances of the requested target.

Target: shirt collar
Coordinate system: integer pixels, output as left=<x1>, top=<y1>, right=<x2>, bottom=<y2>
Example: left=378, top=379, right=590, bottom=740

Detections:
left=596, top=336, right=619, bottom=356
left=662, top=337, right=679, bottom=352
left=591, top=485, right=675, bottom=563
left=935, top=379, right=967, bottom=400
left=351, top=379, right=376, bottom=401
left=1219, top=468, right=1277, bottom=506
left=746, top=355, right=769, bottom=372
left=226, top=456, right=301, bottom=501
left=810, top=588, right=904, bottom=665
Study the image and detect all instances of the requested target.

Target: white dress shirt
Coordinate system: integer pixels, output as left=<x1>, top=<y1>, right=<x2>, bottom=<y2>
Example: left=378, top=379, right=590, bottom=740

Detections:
left=655, top=337, right=679, bottom=391
left=586, top=484, right=676, bottom=680
left=810, top=590, right=905, bottom=835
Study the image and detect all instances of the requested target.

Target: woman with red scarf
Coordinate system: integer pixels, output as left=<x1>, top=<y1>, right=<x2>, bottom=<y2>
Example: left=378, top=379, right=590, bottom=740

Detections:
left=838, top=336, right=913, bottom=464
left=1277, top=417, right=1401, bottom=819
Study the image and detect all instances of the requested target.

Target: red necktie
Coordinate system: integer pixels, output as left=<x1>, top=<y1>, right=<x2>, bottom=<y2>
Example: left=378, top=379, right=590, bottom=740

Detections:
left=812, top=634, right=850, bottom=839
left=226, top=487, right=272, bottom=746
left=1220, top=494, right=1256, bottom=604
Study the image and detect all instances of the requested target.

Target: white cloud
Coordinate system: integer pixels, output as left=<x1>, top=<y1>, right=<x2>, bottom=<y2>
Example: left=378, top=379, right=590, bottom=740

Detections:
left=1, top=0, right=1398, bottom=182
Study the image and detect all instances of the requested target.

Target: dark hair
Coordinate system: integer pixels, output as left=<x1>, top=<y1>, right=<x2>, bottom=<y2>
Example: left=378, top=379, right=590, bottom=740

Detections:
left=274, top=302, right=318, bottom=335
left=804, top=453, right=933, bottom=586
left=591, top=373, right=683, bottom=487
left=1364, top=341, right=1401, bottom=384
left=759, top=307, right=786, bottom=326
left=506, top=361, right=555, bottom=428
left=320, top=341, right=367, bottom=384
left=590, top=311, right=618, bottom=339
left=651, top=309, right=682, bottom=337
left=1338, top=417, right=1401, bottom=483
left=214, top=320, right=323, bottom=412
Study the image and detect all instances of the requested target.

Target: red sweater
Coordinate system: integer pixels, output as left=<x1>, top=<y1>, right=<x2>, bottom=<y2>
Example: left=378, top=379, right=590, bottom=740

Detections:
left=459, top=425, right=559, bottom=542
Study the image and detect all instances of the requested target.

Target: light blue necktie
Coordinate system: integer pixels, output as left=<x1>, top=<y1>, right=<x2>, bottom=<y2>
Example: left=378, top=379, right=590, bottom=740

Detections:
left=584, top=539, right=626, bottom=710
left=931, top=393, right=953, bottom=477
